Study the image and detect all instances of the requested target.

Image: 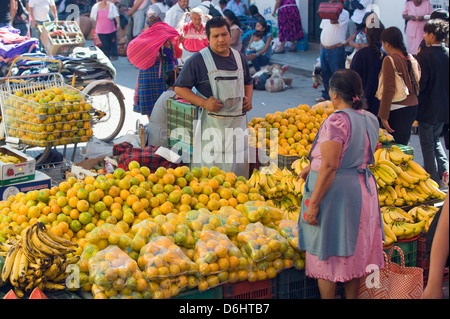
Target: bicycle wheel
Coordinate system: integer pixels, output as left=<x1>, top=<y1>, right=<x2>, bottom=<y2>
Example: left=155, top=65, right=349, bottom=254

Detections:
left=85, top=83, right=125, bottom=143
left=23, top=145, right=53, bottom=166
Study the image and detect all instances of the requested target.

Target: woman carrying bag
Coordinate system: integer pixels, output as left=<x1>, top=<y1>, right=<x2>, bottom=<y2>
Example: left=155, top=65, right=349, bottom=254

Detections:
left=127, top=14, right=181, bottom=121
left=376, top=26, right=421, bottom=146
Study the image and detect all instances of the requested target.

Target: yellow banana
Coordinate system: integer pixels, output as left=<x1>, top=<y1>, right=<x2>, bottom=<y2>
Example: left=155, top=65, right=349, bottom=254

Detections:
left=373, top=148, right=383, bottom=163
left=376, top=166, right=396, bottom=185
left=267, top=174, right=277, bottom=188
left=10, top=246, right=23, bottom=285
left=393, top=207, right=415, bottom=223
left=399, top=170, right=419, bottom=185
left=425, top=179, right=446, bottom=199
left=378, top=148, right=388, bottom=162
left=383, top=221, right=397, bottom=242
left=400, top=186, right=414, bottom=202
left=387, top=148, right=403, bottom=164
left=418, top=180, right=433, bottom=196
left=1, top=243, right=19, bottom=282
left=378, top=163, right=398, bottom=180
left=382, top=210, right=394, bottom=224
left=378, top=159, right=403, bottom=175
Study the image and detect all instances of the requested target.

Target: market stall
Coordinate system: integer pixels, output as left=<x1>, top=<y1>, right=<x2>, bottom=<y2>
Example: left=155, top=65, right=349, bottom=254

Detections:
left=0, top=99, right=446, bottom=300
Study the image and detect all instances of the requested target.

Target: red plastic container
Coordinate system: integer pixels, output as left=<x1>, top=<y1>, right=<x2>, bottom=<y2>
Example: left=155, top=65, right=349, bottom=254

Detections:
left=222, top=279, right=276, bottom=299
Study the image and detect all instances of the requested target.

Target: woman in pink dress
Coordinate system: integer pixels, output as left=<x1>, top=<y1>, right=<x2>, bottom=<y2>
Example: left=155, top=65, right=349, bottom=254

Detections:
left=90, top=0, right=120, bottom=58
left=179, top=7, right=209, bottom=62
left=403, top=0, right=433, bottom=55
left=298, top=69, right=384, bottom=299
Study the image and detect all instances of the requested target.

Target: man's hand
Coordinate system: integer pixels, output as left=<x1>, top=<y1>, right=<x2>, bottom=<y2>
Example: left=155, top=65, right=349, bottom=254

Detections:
left=202, top=96, right=223, bottom=113
left=243, top=96, right=252, bottom=112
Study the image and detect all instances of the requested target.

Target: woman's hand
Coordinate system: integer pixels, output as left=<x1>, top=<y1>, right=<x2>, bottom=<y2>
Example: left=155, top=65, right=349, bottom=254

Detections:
left=381, top=118, right=394, bottom=133
left=297, top=164, right=310, bottom=181
left=303, top=206, right=319, bottom=226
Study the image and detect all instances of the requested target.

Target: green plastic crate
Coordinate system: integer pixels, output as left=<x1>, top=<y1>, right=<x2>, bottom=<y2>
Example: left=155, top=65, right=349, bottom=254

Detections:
left=173, top=286, right=223, bottom=299
left=381, top=142, right=414, bottom=158
left=384, top=238, right=418, bottom=267
left=276, top=268, right=321, bottom=299
left=167, top=98, right=197, bottom=146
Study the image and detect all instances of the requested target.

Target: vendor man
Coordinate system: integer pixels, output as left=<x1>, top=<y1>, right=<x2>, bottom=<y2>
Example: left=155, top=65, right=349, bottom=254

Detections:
left=174, top=16, right=253, bottom=178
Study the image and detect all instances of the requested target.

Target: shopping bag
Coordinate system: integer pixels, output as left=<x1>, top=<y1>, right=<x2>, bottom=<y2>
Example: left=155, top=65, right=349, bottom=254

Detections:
left=358, top=245, right=423, bottom=299
left=91, top=29, right=102, bottom=47
left=317, top=2, right=344, bottom=20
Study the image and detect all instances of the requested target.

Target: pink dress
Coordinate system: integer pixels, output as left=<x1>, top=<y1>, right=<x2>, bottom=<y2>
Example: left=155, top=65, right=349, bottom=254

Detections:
left=182, top=22, right=209, bottom=52
left=95, top=7, right=117, bottom=35
left=305, top=111, right=385, bottom=283
left=403, top=0, right=433, bottom=55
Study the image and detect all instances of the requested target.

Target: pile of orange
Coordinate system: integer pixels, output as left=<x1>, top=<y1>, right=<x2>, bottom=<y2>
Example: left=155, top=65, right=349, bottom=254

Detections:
left=2, top=86, right=93, bottom=147
left=248, top=103, right=334, bottom=157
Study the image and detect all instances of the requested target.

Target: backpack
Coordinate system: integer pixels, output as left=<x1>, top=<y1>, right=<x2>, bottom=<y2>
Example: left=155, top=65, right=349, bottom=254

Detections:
left=203, top=4, right=222, bottom=17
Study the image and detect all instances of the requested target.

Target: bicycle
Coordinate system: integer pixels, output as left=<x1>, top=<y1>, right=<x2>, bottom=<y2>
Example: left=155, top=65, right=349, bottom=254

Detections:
left=0, top=56, right=126, bottom=165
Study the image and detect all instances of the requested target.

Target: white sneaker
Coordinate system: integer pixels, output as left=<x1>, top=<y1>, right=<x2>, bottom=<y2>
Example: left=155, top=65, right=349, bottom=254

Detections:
left=441, top=171, right=449, bottom=188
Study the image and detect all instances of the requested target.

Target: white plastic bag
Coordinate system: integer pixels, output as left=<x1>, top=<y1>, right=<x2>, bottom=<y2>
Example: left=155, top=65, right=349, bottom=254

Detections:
left=81, top=137, right=114, bottom=159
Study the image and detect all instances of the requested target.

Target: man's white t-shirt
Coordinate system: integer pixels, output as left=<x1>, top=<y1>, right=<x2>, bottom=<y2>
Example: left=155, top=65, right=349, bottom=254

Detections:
left=164, top=3, right=188, bottom=28
left=29, top=0, right=55, bottom=22
left=351, top=0, right=373, bottom=25
left=320, top=9, right=350, bottom=47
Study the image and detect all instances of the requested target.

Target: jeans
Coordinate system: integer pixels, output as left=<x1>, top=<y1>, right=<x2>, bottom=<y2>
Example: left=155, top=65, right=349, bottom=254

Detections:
left=320, top=46, right=346, bottom=99
left=387, top=105, right=417, bottom=146
left=0, top=22, right=10, bottom=27
left=418, top=121, right=449, bottom=184
left=251, top=55, right=270, bottom=72
left=31, top=20, right=48, bottom=51
left=98, top=31, right=116, bottom=59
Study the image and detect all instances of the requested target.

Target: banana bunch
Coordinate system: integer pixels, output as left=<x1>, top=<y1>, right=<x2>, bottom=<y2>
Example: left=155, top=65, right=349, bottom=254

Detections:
left=369, top=160, right=400, bottom=189
left=408, top=205, right=439, bottom=233
left=291, top=157, right=310, bottom=175
left=374, top=145, right=414, bottom=165
left=0, top=222, right=79, bottom=298
left=274, top=195, right=301, bottom=221
left=378, top=128, right=394, bottom=143
left=0, top=152, right=22, bottom=164
left=381, top=206, right=426, bottom=245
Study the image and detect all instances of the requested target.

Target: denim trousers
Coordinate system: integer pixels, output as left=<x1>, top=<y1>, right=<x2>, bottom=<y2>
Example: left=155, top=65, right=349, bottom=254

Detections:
left=251, top=55, right=270, bottom=72
left=320, top=46, right=346, bottom=99
left=418, top=121, right=449, bottom=183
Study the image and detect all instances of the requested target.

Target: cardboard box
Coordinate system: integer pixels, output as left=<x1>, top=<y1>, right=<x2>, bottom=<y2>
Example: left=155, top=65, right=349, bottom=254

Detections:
left=0, top=145, right=36, bottom=186
left=0, top=171, right=51, bottom=201
left=69, top=156, right=117, bottom=179
left=40, top=21, right=85, bottom=56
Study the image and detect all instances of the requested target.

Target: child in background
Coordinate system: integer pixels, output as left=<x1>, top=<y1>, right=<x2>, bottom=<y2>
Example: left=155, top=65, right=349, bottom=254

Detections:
left=246, top=30, right=265, bottom=55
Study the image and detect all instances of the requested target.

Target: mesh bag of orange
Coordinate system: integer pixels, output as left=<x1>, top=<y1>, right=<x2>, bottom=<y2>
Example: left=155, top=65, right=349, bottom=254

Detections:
left=193, top=229, right=248, bottom=291
left=88, top=245, right=149, bottom=299
left=137, top=236, right=199, bottom=298
left=243, top=200, right=284, bottom=226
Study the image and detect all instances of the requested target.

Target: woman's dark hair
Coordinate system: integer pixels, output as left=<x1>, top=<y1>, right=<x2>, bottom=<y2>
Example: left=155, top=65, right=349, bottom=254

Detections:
left=329, top=69, right=367, bottom=110
left=205, top=16, right=231, bottom=39
left=223, top=9, right=241, bottom=28
left=256, top=17, right=270, bottom=36
left=249, top=4, right=260, bottom=16
left=424, top=18, right=449, bottom=42
left=381, top=26, right=419, bottom=95
left=365, top=14, right=385, bottom=59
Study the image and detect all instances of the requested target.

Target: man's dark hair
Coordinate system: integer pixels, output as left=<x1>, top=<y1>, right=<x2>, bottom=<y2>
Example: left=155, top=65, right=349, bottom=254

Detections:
left=205, top=16, right=231, bottom=39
